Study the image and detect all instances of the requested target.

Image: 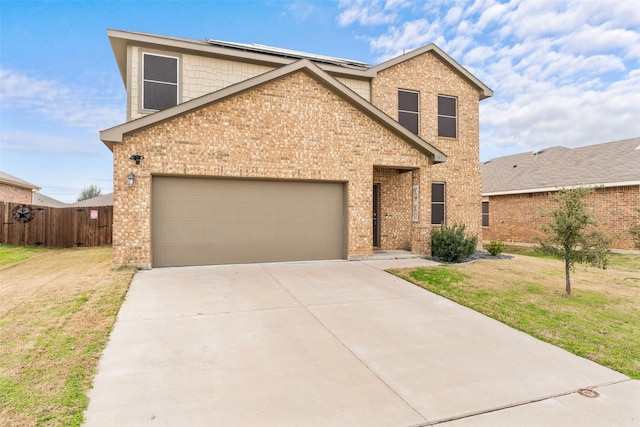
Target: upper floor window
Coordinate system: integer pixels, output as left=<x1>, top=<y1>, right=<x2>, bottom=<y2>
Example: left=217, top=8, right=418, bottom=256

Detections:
left=398, top=90, right=419, bottom=134
left=438, top=95, right=457, bottom=138
left=431, top=182, right=445, bottom=225
left=143, top=53, right=179, bottom=111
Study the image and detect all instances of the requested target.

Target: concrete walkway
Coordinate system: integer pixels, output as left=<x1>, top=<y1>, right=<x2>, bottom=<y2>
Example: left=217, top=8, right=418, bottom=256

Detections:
left=84, top=259, right=639, bottom=426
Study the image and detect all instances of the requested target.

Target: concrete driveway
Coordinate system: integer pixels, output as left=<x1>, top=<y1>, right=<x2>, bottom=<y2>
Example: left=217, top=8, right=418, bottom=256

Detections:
left=84, top=260, right=639, bottom=426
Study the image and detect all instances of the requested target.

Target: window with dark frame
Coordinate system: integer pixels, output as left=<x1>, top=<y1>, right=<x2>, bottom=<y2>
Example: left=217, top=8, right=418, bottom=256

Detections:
left=143, top=53, right=179, bottom=111
left=398, top=90, right=419, bottom=134
left=431, top=182, right=445, bottom=225
left=438, top=95, right=457, bottom=138
left=482, top=201, right=489, bottom=227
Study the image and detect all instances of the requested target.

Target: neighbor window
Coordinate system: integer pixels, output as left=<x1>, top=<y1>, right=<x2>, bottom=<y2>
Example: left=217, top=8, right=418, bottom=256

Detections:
left=438, top=95, right=457, bottom=138
left=398, top=90, right=419, bottom=134
left=482, top=201, right=489, bottom=227
left=142, top=53, right=179, bottom=111
left=431, top=182, right=445, bottom=225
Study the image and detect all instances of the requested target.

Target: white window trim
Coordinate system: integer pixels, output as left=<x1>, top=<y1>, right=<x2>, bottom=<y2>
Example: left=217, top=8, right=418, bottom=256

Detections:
left=398, top=89, right=420, bottom=134
left=141, top=52, right=180, bottom=112
left=438, top=95, right=457, bottom=139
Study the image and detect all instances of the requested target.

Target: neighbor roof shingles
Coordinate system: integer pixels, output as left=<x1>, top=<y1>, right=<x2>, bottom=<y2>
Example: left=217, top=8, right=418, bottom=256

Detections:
left=0, top=171, right=40, bottom=191
left=482, top=137, right=640, bottom=195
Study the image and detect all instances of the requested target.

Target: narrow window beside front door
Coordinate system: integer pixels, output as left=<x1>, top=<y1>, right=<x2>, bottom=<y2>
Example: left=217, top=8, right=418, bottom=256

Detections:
left=431, top=182, right=445, bottom=225
left=143, top=53, right=179, bottom=111
left=482, top=201, right=489, bottom=227
left=398, top=90, right=419, bottom=134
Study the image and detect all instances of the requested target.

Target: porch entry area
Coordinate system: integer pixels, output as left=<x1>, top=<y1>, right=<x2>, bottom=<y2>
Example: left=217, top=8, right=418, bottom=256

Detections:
left=372, top=167, right=417, bottom=252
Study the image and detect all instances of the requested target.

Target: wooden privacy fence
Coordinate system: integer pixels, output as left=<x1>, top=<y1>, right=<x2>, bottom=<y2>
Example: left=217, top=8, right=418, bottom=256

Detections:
left=1, top=202, right=113, bottom=248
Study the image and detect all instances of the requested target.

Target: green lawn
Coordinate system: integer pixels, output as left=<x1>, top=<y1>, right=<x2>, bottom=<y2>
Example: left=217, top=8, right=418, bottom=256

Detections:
left=0, top=245, right=47, bottom=266
left=392, top=248, right=640, bottom=379
left=0, top=247, right=136, bottom=427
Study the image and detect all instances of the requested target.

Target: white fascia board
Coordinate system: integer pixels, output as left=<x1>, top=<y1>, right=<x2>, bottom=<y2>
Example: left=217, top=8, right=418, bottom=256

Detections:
left=483, top=181, right=640, bottom=196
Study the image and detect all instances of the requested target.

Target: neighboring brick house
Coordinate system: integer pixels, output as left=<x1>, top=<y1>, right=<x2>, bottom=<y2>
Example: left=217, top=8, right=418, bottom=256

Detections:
left=481, top=137, right=640, bottom=251
left=0, top=171, right=40, bottom=204
left=101, top=30, right=493, bottom=268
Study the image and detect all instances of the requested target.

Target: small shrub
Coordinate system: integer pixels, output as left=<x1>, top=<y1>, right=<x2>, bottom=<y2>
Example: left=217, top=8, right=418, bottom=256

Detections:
left=485, top=240, right=505, bottom=256
left=630, top=221, right=640, bottom=251
left=431, top=222, right=478, bottom=263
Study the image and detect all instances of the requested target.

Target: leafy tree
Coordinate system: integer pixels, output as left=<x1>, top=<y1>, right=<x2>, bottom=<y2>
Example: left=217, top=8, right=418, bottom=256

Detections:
left=77, top=184, right=102, bottom=202
left=630, top=208, right=640, bottom=251
left=537, top=187, right=609, bottom=295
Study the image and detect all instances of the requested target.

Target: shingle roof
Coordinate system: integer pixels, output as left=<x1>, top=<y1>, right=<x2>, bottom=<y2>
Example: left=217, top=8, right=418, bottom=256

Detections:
left=70, top=193, right=113, bottom=207
left=32, top=193, right=69, bottom=207
left=0, top=171, right=40, bottom=191
left=481, top=137, right=640, bottom=195
left=205, top=39, right=371, bottom=69
left=106, top=29, right=492, bottom=96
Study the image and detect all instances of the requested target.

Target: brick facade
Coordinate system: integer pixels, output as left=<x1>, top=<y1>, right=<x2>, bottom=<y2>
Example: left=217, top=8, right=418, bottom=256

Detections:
left=373, top=167, right=413, bottom=250
left=483, top=186, right=640, bottom=250
left=0, top=182, right=32, bottom=204
left=105, top=31, right=490, bottom=267
left=371, top=52, right=483, bottom=239
left=113, top=71, right=432, bottom=267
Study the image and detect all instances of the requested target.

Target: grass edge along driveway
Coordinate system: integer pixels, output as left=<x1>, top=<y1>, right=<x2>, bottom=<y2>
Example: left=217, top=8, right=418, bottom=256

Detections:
left=0, top=246, right=136, bottom=427
left=391, top=248, right=640, bottom=380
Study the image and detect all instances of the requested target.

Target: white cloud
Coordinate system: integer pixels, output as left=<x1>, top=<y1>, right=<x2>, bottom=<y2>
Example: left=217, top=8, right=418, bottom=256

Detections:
left=284, top=1, right=315, bottom=24
left=337, top=0, right=405, bottom=27
left=0, top=128, right=104, bottom=155
left=370, top=19, right=444, bottom=61
left=337, top=0, right=640, bottom=160
left=0, top=68, right=123, bottom=131
left=559, top=24, right=640, bottom=58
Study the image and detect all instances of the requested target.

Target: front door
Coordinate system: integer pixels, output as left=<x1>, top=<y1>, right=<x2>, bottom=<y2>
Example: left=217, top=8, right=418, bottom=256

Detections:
left=373, top=183, right=380, bottom=248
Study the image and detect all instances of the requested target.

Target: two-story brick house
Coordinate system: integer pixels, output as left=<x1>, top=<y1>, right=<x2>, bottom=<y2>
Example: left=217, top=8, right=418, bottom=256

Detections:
left=101, top=30, right=492, bottom=268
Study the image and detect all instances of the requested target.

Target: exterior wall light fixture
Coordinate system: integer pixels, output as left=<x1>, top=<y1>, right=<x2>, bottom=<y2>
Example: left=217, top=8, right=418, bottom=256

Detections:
left=127, top=172, right=136, bottom=187
left=130, top=154, right=144, bottom=165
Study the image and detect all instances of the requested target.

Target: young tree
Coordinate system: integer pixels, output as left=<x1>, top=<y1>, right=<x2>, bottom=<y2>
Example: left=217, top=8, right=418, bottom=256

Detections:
left=77, top=184, right=102, bottom=202
left=630, top=208, right=640, bottom=251
left=537, top=187, right=609, bottom=295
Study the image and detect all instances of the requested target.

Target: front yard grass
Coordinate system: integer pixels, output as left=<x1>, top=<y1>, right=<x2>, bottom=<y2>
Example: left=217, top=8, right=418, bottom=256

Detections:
left=0, top=246, right=136, bottom=427
left=391, top=249, right=640, bottom=380
left=0, top=244, right=47, bottom=266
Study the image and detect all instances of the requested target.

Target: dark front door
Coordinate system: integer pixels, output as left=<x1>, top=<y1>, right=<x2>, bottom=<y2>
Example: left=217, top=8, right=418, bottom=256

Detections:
left=373, top=183, right=380, bottom=248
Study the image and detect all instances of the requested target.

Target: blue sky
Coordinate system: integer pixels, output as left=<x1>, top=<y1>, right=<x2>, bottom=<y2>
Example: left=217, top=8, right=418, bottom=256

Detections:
left=1, top=0, right=639, bottom=202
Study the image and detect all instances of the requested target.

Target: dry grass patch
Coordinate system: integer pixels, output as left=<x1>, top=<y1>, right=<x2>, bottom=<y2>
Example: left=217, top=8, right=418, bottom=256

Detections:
left=392, top=251, right=640, bottom=379
left=0, top=247, right=136, bottom=427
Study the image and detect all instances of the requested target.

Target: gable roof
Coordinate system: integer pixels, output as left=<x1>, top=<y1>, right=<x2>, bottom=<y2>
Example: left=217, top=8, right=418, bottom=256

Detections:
left=101, top=59, right=447, bottom=163
left=69, top=193, right=113, bottom=207
left=107, top=29, right=376, bottom=83
left=32, top=192, right=69, bottom=207
left=482, top=137, right=640, bottom=195
left=106, top=29, right=492, bottom=94
left=0, top=171, right=40, bottom=191
left=370, top=44, right=494, bottom=100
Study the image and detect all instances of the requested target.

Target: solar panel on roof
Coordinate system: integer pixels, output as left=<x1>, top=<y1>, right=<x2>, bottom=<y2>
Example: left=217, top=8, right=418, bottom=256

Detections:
left=205, top=39, right=371, bottom=69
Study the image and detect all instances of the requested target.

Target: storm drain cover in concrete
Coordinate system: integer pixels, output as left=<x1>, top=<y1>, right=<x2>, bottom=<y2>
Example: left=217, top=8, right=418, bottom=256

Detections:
left=577, top=388, right=600, bottom=398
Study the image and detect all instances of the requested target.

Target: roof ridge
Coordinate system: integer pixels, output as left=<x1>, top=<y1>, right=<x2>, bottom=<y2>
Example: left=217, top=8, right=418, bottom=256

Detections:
left=205, top=39, right=371, bottom=69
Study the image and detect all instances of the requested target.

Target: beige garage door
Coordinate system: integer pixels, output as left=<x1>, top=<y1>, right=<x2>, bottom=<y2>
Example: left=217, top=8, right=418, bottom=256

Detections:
left=152, top=177, right=346, bottom=267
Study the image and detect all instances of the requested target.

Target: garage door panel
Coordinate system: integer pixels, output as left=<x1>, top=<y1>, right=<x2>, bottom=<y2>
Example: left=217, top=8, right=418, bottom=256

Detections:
left=152, top=177, right=345, bottom=267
